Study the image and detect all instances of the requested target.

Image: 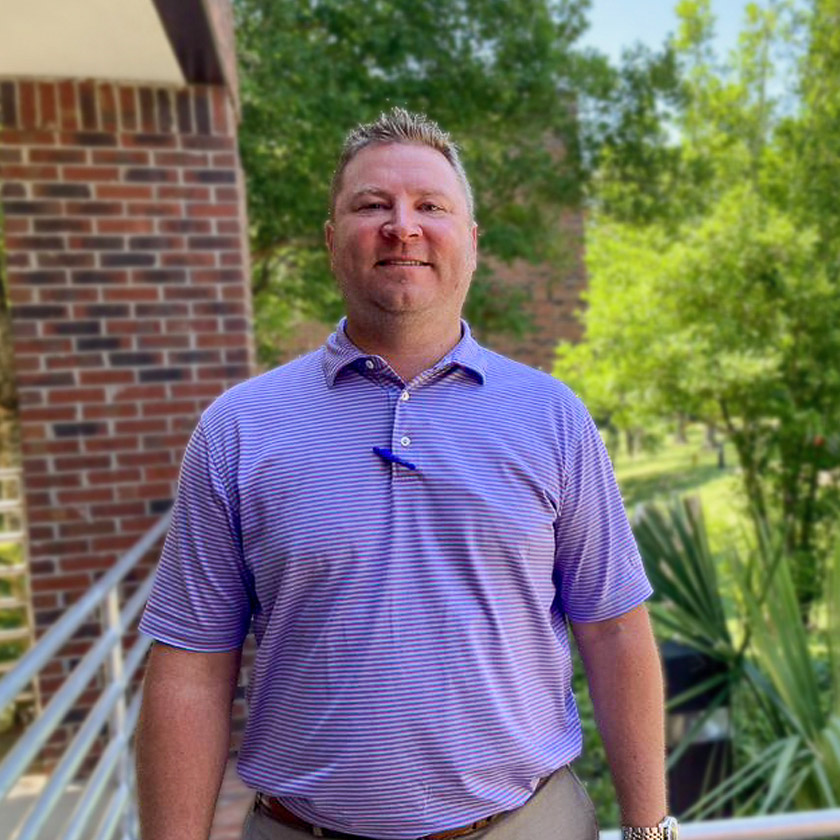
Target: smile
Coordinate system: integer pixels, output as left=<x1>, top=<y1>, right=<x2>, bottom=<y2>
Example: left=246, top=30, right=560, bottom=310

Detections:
left=375, top=259, right=431, bottom=267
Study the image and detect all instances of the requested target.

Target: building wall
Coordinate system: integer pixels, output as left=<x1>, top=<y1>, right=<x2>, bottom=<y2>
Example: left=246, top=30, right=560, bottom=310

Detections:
left=0, top=77, right=255, bottom=760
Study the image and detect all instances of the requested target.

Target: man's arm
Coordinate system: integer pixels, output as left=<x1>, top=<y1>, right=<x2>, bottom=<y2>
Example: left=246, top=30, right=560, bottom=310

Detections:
left=135, top=642, right=242, bottom=840
left=571, top=604, right=667, bottom=827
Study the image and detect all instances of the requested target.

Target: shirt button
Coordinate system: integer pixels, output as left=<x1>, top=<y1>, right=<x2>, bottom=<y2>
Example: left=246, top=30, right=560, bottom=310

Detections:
left=400, top=436, right=411, bottom=447
left=365, top=360, right=375, bottom=370
left=400, top=390, right=410, bottom=402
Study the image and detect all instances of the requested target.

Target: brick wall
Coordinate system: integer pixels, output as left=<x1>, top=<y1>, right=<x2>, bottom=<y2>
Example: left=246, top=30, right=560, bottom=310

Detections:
left=0, top=77, right=255, bottom=761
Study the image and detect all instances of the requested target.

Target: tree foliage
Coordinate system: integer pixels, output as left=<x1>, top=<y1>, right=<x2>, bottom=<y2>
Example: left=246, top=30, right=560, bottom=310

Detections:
left=233, top=0, right=610, bottom=361
left=556, top=0, right=840, bottom=610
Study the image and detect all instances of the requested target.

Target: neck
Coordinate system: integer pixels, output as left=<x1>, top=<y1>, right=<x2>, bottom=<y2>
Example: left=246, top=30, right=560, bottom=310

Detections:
left=344, top=313, right=463, bottom=382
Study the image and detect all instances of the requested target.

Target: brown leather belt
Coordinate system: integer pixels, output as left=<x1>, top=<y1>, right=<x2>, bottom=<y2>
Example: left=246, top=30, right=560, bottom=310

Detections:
left=255, top=774, right=551, bottom=840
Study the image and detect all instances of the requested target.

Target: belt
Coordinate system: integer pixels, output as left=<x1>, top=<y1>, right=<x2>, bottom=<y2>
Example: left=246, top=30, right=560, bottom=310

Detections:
left=255, top=774, right=552, bottom=840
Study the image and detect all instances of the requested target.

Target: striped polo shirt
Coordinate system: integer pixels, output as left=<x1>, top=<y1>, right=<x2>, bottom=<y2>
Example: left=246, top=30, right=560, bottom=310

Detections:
left=139, top=317, right=651, bottom=839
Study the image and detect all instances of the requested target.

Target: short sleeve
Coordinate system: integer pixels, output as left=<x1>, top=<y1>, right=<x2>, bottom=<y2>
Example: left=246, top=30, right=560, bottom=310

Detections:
left=139, top=419, right=253, bottom=651
left=553, top=405, right=652, bottom=622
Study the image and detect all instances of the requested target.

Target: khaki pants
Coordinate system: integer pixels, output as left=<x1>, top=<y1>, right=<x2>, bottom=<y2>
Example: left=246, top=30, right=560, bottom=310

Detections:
left=242, top=766, right=599, bottom=840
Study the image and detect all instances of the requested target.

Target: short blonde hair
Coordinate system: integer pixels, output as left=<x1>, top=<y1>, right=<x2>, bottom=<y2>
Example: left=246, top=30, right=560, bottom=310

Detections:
left=329, top=107, right=474, bottom=220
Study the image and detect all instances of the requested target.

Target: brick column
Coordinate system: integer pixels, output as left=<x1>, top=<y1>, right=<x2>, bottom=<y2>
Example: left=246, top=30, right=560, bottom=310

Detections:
left=0, top=78, right=255, bottom=760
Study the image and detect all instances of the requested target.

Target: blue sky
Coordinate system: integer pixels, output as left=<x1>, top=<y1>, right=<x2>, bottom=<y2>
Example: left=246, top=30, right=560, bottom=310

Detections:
left=579, top=0, right=751, bottom=63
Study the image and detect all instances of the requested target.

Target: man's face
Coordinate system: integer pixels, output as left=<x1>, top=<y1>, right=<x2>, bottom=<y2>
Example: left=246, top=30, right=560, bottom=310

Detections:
left=325, top=143, right=478, bottom=324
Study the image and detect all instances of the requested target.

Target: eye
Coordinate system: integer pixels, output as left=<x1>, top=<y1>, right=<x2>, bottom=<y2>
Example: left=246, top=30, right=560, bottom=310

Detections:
left=356, top=201, right=388, bottom=211
left=419, top=202, right=445, bottom=213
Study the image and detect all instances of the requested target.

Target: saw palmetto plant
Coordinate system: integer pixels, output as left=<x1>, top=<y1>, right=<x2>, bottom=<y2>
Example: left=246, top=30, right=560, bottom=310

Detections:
left=634, top=498, right=839, bottom=816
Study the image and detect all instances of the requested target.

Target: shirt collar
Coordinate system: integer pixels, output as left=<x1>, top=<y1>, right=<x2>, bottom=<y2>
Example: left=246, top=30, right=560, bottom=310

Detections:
left=323, top=316, right=487, bottom=387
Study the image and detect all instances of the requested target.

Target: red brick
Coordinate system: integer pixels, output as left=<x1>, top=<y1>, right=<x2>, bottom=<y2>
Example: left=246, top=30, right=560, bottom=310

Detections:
left=116, top=450, right=171, bottom=468
left=102, top=287, right=159, bottom=302
left=8, top=287, right=34, bottom=305
left=90, top=501, right=146, bottom=518
left=115, top=385, right=168, bottom=402
left=106, top=320, right=161, bottom=335
left=47, top=388, right=106, bottom=405
left=91, top=534, right=142, bottom=552
left=161, top=253, right=216, bottom=268
left=19, top=81, right=37, bottom=128
left=63, top=166, right=120, bottom=181
left=83, top=403, right=139, bottom=420
left=116, top=481, right=176, bottom=501
left=217, top=220, right=241, bottom=235
left=157, top=186, right=211, bottom=201
left=20, top=406, right=76, bottom=423
left=211, top=88, right=230, bottom=136
left=83, top=436, right=140, bottom=453
left=30, top=147, right=86, bottom=164
left=32, top=573, right=92, bottom=593
left=121, top=133, right=176, bottom=149
left=143, top=465, right=180, bottom=482
left=78, top=81, right=98, bottom=130
left=39, top=84, right=58, bottom=128
left=115, top=419, right=167, bottom=435
left=96, top=218, right=155, bottom=234
left=34, top=217, right=93, bottom=233
left=215, top=188, right=239, bottom=202
left=92, top=149, right=149, bottom=165
left=58, top=81, right=78, bottom=130
left=38, top=253, right=96, bottom=269
left=1, top=129, right=56, bottom=145
left=65, top=201, right=122, bottom=216
left=158, top=219, right=212, bottom=234
left=0, top=147, right=22, bottom=163
left=79, top=369, right=136, bottom=386
left=186, top=203, right=238, bottom=218
left=39, top=288, right=96, bottom=303
left=138, top=334, right=190, bottom=350
left=221, top=253, right=243, bottom=267
left=154, top=151, right=209, bottom=167
left=1, top=164, right=59, bottom=179
left=167, top=383, right=224, bottom=400
left=126, top=202, right=180, bottom=217
left=118, top=87, right=138, bottom=131
left=99, top=84, right=118, bottom=132
left=87, top=468, right=142, bottom=485
left=142, top=400, right=196, bottom=417
left=212, top=153, right=237, bottom=168
left=95, top=184, right=153, bottom=201
left=180, top=135, right=234, bottom=151
left=61, top=555, right=120, bottom=572
left=4, top=218, right=29, bottom=233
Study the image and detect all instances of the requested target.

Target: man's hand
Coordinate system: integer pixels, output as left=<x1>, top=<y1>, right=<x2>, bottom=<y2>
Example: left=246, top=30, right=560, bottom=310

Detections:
left=571, top=604, right=667, bottom=827
left=135, top=642, right=242, bottom=840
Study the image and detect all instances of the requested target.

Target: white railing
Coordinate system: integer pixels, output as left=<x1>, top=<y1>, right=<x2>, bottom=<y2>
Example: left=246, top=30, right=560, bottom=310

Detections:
left=0, top=512, right=171, bottom=840
left=600, top=808, right=840, bottom=838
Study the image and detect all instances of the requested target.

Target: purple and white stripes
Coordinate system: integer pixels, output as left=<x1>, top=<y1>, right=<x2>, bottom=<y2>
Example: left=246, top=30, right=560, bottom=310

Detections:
left=139, top=318, right=651, bottom=839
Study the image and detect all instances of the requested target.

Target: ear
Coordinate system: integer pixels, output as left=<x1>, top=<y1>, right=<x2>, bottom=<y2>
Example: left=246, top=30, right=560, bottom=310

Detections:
left=324, top=219, right=335, bottom=255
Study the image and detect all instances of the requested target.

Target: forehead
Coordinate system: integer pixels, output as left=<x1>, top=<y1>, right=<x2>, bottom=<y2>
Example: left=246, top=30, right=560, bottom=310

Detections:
left=338, top=142, right=467, bottom=208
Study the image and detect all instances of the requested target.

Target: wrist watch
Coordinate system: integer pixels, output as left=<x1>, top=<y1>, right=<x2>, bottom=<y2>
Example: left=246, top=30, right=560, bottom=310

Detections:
left=622, top=815, right=679, bottom=839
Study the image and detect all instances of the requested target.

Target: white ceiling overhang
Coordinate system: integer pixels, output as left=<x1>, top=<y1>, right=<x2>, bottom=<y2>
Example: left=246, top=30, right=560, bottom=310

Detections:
left=0, top=0, right=185, bottom=86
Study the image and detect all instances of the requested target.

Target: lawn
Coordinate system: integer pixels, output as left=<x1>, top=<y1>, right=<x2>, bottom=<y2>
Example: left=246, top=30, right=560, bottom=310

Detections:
left=610, top=426, right=751, bottom=554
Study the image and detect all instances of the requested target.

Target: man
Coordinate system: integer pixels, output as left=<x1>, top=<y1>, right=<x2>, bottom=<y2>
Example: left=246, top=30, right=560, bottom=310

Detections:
left=136, top=108, right=675, bottom=840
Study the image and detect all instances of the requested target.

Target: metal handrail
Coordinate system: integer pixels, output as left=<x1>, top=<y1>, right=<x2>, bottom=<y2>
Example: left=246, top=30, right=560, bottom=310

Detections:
left=601, top=808, right=840, bottom=838
left=0, top=511, right=171, bottom=840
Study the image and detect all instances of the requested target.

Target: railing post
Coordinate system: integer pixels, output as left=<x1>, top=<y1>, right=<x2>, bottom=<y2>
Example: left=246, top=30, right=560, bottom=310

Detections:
left=103, top=586, right=132, bottom=839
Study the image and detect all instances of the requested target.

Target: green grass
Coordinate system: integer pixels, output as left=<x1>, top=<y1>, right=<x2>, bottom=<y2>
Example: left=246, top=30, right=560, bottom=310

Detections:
left=610, top=427, right=751, bottom=554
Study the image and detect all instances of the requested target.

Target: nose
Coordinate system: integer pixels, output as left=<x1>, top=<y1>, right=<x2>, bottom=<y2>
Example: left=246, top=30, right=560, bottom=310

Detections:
left=381, top=204, right=421, bottom=241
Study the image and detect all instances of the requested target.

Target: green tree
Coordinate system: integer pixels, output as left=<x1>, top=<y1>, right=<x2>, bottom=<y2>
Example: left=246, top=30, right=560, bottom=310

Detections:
left=556, top=0, right=840, bottom=613
left=233, top=0, right=608, bottom=362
